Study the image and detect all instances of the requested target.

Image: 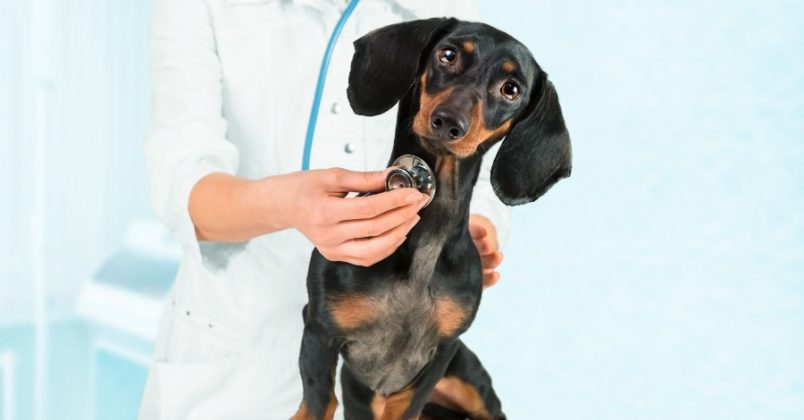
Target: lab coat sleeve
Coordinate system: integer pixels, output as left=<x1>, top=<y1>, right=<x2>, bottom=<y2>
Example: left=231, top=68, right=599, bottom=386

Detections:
left=446, top=1, right=512, bottom=247
left=144, top=0, right=238, bottom=254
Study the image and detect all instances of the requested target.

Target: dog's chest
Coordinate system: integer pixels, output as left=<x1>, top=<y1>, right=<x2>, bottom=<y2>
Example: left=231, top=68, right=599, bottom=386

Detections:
left=340, top=282, right=442, bottom=395
left=337, top=174, right=474, bottom=395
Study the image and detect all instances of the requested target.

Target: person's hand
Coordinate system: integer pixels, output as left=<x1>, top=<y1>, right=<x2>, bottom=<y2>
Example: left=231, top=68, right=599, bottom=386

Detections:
left=280, top=168, right=427, bottom=267
left=468, top=214, right=503, bottom=288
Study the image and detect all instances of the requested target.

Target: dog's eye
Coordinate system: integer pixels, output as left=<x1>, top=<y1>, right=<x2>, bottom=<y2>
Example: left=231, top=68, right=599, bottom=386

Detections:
left=438, top=48, right=457, bottom=64
left=501, top=82, right=521, bottom=101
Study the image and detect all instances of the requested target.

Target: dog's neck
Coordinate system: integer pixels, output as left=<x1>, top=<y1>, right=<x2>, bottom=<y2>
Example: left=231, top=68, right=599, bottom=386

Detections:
left=390, top=92, right=486, bottom=284
left=389, top=133, right=482, bottom=221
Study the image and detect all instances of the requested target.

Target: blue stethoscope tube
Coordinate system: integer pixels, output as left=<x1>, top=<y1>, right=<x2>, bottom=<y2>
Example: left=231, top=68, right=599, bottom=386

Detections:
left=302, top=0, right=361, bottom=171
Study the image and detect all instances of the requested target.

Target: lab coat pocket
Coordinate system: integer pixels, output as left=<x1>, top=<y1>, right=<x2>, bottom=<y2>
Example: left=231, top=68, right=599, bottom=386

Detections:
left=153, top=306, right=251, bottom=419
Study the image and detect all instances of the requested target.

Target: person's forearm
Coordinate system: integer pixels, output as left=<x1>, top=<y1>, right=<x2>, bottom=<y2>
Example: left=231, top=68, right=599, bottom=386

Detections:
left=188, top=168, right=425, bottom=265
left=189, top=172, right=288, bottom=242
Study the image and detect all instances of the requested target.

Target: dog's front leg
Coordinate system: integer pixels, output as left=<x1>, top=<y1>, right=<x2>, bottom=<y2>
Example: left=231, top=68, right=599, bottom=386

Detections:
left=377, top=340, right=461, bottom=420
left=428, top=339, right=506, bottom=420
left=291, top=324, right=339, bottom=420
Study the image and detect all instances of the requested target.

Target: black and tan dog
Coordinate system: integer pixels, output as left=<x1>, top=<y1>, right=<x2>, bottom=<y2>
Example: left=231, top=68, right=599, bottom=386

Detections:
left=293, top=18, right=572, bottom=420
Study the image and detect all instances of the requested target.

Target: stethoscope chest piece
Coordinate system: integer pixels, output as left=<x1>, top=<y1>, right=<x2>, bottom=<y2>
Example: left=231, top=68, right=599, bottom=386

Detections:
left=386, top=154, right=436, bottom=208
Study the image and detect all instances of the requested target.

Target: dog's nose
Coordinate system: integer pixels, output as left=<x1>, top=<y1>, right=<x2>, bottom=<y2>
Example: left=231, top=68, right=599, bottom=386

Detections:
left=430, top=108, right=467, bottom=140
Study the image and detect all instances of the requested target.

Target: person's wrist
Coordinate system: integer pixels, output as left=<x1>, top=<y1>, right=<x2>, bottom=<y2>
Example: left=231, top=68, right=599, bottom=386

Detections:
left=255, top=170, right=330, bottom=237
left=249, top=175, right=292, bottom=234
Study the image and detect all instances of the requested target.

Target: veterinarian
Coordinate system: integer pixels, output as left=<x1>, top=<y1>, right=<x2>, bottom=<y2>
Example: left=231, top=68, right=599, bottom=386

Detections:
left=138, top=0, right=509, bottom=418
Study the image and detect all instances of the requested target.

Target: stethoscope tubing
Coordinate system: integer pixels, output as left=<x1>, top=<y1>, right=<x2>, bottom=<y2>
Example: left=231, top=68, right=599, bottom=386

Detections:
left=300, top=1, right=435, bottom=207
left=301, top=0, right=362, bottom=171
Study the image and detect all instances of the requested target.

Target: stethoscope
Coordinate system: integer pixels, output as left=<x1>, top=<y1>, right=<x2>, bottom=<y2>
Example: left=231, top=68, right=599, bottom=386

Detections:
left=302, top=0, right=436, bottom=207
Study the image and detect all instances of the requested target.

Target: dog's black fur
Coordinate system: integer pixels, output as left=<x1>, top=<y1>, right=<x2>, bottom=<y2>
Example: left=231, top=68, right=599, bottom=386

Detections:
left=293, top=18, right=571, bottom=420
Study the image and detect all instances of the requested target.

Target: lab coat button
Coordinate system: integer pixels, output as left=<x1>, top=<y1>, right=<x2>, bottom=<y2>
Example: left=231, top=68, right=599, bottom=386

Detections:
left=331, top=102, right=342, bottom=114
left=344, top=142, right=357, bottom=154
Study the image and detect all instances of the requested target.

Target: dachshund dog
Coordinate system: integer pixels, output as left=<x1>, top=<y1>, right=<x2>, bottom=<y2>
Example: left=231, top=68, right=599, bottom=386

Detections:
left=293, top=18, right=572, bottom=420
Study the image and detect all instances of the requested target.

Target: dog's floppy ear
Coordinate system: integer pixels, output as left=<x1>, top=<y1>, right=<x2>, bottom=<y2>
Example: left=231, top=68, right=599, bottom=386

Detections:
left=347, top=18, right=457, bottom=116
left=491, top=75, right=572, bottom=205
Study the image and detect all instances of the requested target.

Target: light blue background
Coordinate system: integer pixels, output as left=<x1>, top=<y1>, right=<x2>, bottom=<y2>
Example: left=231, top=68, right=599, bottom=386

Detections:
left=1, top=0, right=802, bottom=419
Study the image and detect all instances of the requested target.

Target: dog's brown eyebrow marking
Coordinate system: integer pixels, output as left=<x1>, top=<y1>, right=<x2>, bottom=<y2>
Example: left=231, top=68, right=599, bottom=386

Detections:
left=462, top=40, right=475, bottom=54
left=503, top=61, right=517, bottom=73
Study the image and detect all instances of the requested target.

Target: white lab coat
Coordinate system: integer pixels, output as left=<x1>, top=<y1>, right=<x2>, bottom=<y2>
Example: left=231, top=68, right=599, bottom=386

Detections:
left=138, top=0, right=509, bottom=419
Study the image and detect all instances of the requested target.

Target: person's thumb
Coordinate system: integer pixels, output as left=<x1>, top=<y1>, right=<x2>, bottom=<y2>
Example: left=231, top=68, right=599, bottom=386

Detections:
left=328, top=168, right=390, bottom=193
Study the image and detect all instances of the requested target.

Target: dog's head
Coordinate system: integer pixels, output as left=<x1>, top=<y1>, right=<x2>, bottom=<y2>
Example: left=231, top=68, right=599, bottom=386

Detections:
left=347, top=18, right=572, bottom=205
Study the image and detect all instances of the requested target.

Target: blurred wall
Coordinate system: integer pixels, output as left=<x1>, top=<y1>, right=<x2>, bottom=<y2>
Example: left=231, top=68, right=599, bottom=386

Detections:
left=469, top=1, right=804, bottom=418
left=0, top=0, right=152, bottom=317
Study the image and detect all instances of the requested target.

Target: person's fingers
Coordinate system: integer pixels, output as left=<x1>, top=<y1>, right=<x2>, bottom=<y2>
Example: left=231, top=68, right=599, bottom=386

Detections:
left=324, top=235, right=407, bottom=267
left=334, top=188, right=423, bottom=222
left=333, top=203, right=420, bottom=242
left=370, top=234, right=409, bottom=265
left=468, top=222, right=488, bottom=241
left=483, top=271, right=500, bottom=288
left=480, top=251, right=503, bottom=271
left=338, top=214, right=419, bottom=266
left=473, top=237, right=496, bottom=255
left=325, top=168, right=389, bottom=193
